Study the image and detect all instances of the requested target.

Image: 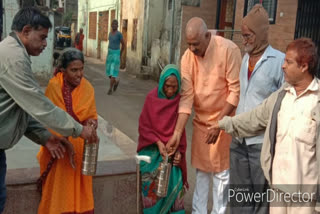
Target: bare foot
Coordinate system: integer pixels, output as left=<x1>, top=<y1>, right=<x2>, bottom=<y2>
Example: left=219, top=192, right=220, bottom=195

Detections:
left=107, top=89, right=112, bottom=95
left=113, top=80, right=120, bottom=92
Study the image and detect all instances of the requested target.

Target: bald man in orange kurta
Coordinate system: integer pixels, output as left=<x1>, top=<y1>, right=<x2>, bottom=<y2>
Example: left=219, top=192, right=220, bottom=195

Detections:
left=166, top=18, right=241, bottom=214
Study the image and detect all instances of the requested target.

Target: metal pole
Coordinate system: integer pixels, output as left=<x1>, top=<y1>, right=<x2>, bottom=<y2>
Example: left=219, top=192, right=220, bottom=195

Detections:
left=169, top=0, right=175, bottom=64
left=136, top=164, right=140, bottom=214
left=135, top=155, right=151, bottom=214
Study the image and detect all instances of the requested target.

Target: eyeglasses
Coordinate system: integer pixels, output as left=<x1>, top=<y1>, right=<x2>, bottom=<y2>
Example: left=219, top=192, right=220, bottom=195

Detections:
left=241, top=33, right=254, bottom=41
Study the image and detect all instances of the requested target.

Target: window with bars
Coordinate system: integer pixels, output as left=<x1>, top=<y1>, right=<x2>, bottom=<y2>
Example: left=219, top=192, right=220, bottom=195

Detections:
left=168, top=0, right=173, bottom=10
left=244, top=0, right=278, bottom=24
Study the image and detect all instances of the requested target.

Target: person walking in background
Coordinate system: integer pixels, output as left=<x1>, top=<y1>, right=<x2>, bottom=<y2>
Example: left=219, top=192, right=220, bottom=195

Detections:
left=0, top=7, right=95, bottom=212
left=166, top=17, right=241, bottom=214
left=75, top=28, right=84, bottom=52
left=38, top=48, right=98, bottom=214
left=106, top=19, right=126, bottom=95
left=228, top=4, right=284, bottom=214
left=137, top=64, right=188, bottom=213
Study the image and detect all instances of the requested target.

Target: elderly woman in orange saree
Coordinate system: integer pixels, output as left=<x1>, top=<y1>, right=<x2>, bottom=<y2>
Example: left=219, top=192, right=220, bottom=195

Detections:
left=37, top=48, right=97, bottom=214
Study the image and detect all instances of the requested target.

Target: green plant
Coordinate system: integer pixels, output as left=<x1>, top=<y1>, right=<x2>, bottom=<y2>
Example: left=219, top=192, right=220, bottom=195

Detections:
left=62, top=11, right=73, bottom=26
left=51, top=0, right=59, bottom=8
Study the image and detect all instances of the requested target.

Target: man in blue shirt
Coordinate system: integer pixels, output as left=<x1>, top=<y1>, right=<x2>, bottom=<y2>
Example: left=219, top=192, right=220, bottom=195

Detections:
left=229, top=4, right=284, bottom=214
left=106, top=19, right=126, bottom=95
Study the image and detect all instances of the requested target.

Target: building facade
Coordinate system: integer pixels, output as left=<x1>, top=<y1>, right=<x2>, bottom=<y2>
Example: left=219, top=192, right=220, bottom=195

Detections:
left=78, top=0, right=319, bottom=78
left=120, top=0, right=145, bottom=74
left=233, top=0, right=297, bottom=52
left=233, top=0, right=319, bottom=72
left=78, top=0, right=121, bottom=60
left=121, top=0, right=218, bottom=79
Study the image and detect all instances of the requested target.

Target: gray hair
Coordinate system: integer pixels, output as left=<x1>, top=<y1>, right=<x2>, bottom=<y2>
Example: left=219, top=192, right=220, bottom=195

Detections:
left=54, top=48, right=84, bottom=75
left=59, top=48, right=84, bottom=69
left=11, top=7, right=52, bottom=32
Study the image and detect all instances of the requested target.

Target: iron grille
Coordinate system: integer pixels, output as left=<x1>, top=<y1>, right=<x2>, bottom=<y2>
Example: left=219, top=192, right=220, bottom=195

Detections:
left=295, top=0, right=320, bottom=76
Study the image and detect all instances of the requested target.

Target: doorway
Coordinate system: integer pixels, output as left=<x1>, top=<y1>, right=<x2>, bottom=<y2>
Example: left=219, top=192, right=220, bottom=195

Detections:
left=0, top=0, right=2, bottom=40
left=120, top=19, right=127, bottom=69
left=295, top=0, right=320, bottom=75
left=216, top=0, right=236, bottom=39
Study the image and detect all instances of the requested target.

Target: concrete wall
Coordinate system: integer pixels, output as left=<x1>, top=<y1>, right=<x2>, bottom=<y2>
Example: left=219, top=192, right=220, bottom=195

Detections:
left=122, top=0, right=218, bottom=78
left=149, top=0, right=217, bottom=72
left=145, top=0, right=165, bottom=58
left=78, top=0, right=120, bottom=59
left=3, top=0, right=54, bottom=85
left=65, top=0, right=78, bottom=14
left=148, top=0, right=168, bottom=79
left=170, top=0, right=183, bottom=66
left=78, top=0, right=89, bottom=52
left=121, top=0, right=145, bottom=75
left=65, top=0, right=78, bottom=44
left=149, top=0, right=207, bottom=80
left=181, top=0, right=200, bottom=6
left=2, top=0, right=19, bottom=38
left=3, top=161, right=136, bottom=214
left=150, top=0, right=183, bottom=76
left=3, top=115, right=138, bottom=214
left=59, top=0, right=64, bottom=8
left=233, top=0, right=298, bottom=53
left=180, top=0, right=218, bottom=58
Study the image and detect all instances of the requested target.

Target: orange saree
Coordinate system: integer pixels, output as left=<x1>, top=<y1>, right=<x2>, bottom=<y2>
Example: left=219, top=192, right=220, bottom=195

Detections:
left=37, top=72, right=97, bottom=214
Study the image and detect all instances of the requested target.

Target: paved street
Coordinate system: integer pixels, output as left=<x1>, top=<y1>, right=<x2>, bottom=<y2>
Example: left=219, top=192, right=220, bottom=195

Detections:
left=83, top=56, right=214, bottom=213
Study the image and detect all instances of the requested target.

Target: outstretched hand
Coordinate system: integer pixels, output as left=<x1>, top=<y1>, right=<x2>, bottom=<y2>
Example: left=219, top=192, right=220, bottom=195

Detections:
left=165, top=130, right=182, bottom=156
left=206, top=120, right=220, bottom=144
left=45, top=135, right=75, bottom=169
left=45, top=135, right=66, bottom=159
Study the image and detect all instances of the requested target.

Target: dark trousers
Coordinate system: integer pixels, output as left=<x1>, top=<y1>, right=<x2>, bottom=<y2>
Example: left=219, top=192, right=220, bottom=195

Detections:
left=229, top=138, right=269, bottom=214
left=0, top=150, right=6, bottom=214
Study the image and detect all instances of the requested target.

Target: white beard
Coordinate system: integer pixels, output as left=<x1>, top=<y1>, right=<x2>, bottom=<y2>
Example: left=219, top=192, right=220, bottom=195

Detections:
left=244, top=44, right=254, bottom=53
